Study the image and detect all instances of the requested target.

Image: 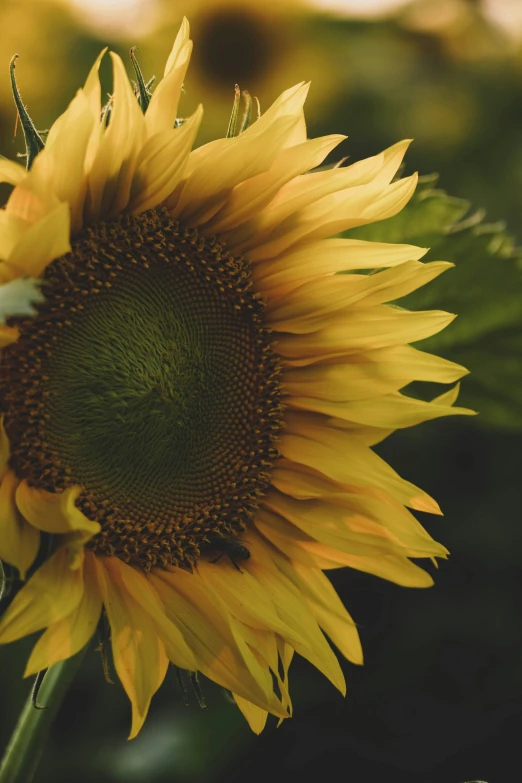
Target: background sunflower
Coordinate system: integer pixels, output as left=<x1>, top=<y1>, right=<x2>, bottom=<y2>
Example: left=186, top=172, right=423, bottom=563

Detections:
left=0, top=1, right=521, bottom=782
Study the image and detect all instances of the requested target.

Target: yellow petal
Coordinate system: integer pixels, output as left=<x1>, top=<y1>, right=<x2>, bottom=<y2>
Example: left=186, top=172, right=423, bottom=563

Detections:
left=245, top=173, right=418, bottom=262
left=283, top=343, right=468, bottom=390
left=266, top=260, right=452, bottom=328
left=31, top=90, right=95, bottom=233
left=0, top=470, right=40, bottom=579
left=0, top=158, right=26, bottom=186
left=277, top=559, right=363, bottom=665
left=248, top=82, right=310, bottom=136
left=83, top=48, right=107, bottom=121
left=145, top=18, right=192, bottom=137
left=24, top=550, right=102, bottom=676
left=265, top=486, right=445, bottom=558
left=233, top=694, right=269, bottom=734
left=150, top=569, right=286, bottom=716
left=0, top=213, right=30, bottom=262
left=255, top=508, right=435, bottom=586
left=1, top=202, right=71, bottom=282
left=16, top=481, right=99, bottom=537
left=197, top=556, right=307, bottom=649
left=112, top=558, right=196, bottom=671
left=289, top=386, right=475, bottom=428
left=253, top=238, right=428, bottom=299
left=83, top=48, right=107, bottom=171
left=244, top=540, right=346, bottom=695
left=207, top=134, right=345, bottom=235
left=275, top=306, right=455, bottom=351
left=6, top=165, right=61, bottom=225
left=281, top=412, right=441, bottom=514
left=98, top=557, right=169, bottom=740
left=86, top=52, right=144, bottom=222
left=0, top=547, right=85, bottom=644
left=172, top=115, right=303, bottom=227
left=226, top=139, right=408, bottom=253
left=128, top=105, right=202, bottom=215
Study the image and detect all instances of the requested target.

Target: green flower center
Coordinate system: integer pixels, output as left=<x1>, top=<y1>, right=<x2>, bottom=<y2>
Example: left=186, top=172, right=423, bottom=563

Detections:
left=1, top=209, right=283, bottom=570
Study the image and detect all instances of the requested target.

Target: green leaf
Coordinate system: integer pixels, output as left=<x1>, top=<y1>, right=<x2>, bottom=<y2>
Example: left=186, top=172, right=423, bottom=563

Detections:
left=348, top=175, right=522, bottom=431
left=0, top=278, right=45, bottom=321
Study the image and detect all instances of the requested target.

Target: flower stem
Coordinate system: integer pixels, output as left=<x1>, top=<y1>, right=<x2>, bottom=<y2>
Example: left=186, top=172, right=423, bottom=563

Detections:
left=0, top=648, right=87, bottom=783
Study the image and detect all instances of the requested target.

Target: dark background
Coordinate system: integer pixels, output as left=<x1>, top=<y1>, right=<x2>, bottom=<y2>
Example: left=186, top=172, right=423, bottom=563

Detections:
left=0, top=0, right=521, bottom=781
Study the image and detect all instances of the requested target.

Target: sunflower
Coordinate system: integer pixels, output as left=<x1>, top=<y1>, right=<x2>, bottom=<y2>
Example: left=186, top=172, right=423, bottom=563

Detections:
left=0, top=19, right=472, bottom=738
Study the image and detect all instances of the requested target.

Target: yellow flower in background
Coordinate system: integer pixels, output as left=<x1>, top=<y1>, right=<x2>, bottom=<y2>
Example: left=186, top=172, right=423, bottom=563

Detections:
left=0, top=19, right=472, bottom=738
left=143, top=0, right=339, bottom=144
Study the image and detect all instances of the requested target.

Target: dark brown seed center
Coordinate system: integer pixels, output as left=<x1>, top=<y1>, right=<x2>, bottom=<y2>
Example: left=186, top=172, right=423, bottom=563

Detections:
left=0, top=209, right=283, bottom=570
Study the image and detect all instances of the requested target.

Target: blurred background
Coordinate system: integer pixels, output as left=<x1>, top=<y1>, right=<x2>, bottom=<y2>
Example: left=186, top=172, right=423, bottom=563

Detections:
left=0, top=0, right=521, bottom=781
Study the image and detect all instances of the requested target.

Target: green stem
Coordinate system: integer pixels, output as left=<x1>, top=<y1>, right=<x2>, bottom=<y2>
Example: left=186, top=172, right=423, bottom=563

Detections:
left=0, top=647, right=87, bottom=783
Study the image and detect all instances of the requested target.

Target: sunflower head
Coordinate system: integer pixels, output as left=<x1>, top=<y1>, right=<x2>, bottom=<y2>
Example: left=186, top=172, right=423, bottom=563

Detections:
left=0, top=19, right=473, bottom=738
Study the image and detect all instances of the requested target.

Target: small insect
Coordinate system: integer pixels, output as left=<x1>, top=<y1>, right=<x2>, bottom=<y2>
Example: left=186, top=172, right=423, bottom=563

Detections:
left=205, top=538, right=251, bottom=572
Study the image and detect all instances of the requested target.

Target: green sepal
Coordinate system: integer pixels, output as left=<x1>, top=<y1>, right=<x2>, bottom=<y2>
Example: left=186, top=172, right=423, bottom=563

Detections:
left=239, top=91, right=253, bottom=134
left=226, top=84, right=241, bottom=138
left=130, top=47, right=153, bottom=113
left=9, top=55, right=45, bottom=170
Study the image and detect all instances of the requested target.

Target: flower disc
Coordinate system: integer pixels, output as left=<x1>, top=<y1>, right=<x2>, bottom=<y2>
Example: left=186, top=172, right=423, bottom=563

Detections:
left=0, top=209, right=282, bottom=569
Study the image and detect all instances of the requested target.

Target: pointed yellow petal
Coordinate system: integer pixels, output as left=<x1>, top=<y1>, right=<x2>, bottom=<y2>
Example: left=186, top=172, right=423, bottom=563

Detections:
left=0, top=470, right=40, bottom=579
left=0, top=213, right=31, bottom=262
left=24, top=550, right=102, bottom=676
left=228, top=160, right=383, bottom=254
left=277, top=559, right=363, bottom=665
left=254, top=238, right=428, bottom=299
left=0, top=158, right=26, bottom=186
left=265, top=484, right=446, bottom=558
left=0, top=547, right=85, bottom=644
left=233, top=694, right=268, bottom=734
left=362, top=172, right=418, bottom=223
left=86, top=53, right=144, bottom=222
left=225, top=137, right=408, bottom=253
left=98, top=557, right=169, bottom=740
left=289, top=387, right=475, bottom=428
left=276, top=306, right=455, bottom=353
left=281, top=412, right=441, bottom=514
left=283, top=344, right=468, bottom=391
left=244, top=543, right=346, bottom=695
left=83, top=48, right=107, bottom=120
left=1, top=202, right=71, bottom=282
left=150, top=569, right=285, bottom=716
left=31, top=90, right=95, bottom=233
left=267, top=261, right=453, bottom=328
left=197, top=557, right=307, bottom=649
left=128, top=105, right=202, bottom=215
left=146, top=18, right=192, bottom=136
left=173, top=116, right=302, bottom=227
left=6, top=164, right=61, bottom=225
left=249, top=83, right=310, bottom=136
left=113, top=558, right=196, bottom=671
left=207, top=134, right=345, bottom=235
left=255, top=508, right=435, bottom=586
left=246, top=173, right=418, bottom=262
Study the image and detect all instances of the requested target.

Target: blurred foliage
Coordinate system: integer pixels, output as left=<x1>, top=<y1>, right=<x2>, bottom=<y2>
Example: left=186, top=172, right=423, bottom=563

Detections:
left=0, top=1, right=521, bottom=782
left=350, top=174, right=522, bottom=431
